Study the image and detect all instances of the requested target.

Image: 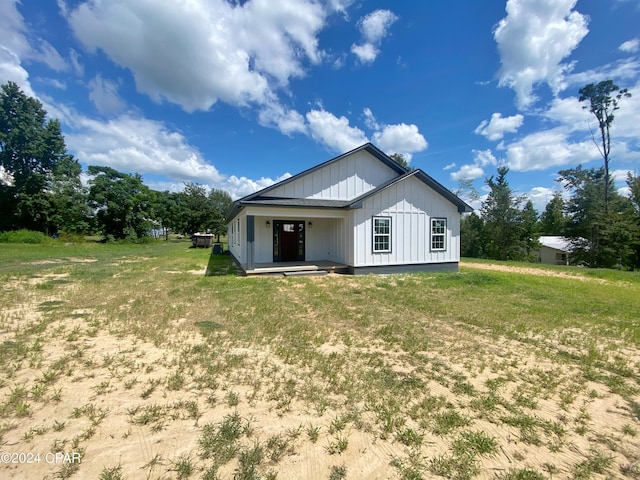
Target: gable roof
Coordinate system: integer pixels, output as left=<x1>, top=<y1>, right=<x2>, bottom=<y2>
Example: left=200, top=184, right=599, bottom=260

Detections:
left=240, top=143, right=407, bottom=203
left=227, top=143, right=472, bottom=221
left=346, top=169, right=473, bottom=213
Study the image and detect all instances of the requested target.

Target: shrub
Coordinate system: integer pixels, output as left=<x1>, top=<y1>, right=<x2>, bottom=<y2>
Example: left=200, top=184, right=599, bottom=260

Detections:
left=0, top=229, right=48, bottom=244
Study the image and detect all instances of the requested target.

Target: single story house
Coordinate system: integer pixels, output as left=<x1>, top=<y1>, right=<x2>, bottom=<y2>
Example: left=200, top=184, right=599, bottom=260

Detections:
left=226, top=143, right=473, bottom=275
left=537, top=235, right=572, bottom=265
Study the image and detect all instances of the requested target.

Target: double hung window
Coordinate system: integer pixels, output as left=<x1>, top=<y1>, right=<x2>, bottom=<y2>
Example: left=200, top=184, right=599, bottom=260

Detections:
left=373, top=217, right=391, bottom=253
left=431, top=218, right=446, bottom=251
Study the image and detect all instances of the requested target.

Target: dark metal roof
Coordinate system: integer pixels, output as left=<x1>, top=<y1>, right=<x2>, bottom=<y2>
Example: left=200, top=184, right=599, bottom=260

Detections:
left=241, top=197, right=352, bottom=208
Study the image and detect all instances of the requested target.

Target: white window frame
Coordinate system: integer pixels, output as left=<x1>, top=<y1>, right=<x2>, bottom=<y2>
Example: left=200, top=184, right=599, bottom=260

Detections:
left=431, top=218, right=447, bottom=251
left=372, top=216, right=391, bottom=253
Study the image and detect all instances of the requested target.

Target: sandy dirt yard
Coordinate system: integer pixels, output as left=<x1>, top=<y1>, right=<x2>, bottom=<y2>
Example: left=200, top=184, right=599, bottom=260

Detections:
left=0, top=260, right=639, bottom=480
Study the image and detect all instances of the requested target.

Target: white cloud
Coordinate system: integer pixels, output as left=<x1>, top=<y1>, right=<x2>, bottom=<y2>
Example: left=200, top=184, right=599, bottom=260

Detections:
left=562, top=59, right=640, bottom=91
left=494, top=0, right=589, bottom=109
left=450, top=149, right=497, bottom=181
left=363, top=107, right=380, bottom=130
left=0, top=0, right=30, bottom=57
left=257, top=100, right=307, bottom=137
left=69, top=49, right=84, bottom=77
left=31, top=40, right=67, bottom=72
left=501, top=128, right=599, bottom=171
left=65, top=114, right=225, bottom=185
left=0, top=46, right=34, bottom=96
left=451, top=164, right=485, bottom=182
left=88, top=75, right=125, bottom=115
left=359, top=9, right=398, bottom=43
left=611, top=81, right=640, bottom=139
left=54, top=107, right=286, bottom=198
left=351, top=9, right=398, bottom=64
left=65, top=0, right=335, bottom=112
left=306, top=108, right=368, bottom=152
left=1, top=0, right=67, bottom=78
left=526, top=186, right=556, bottom=215
left=620, top=38, right=640, bottom=53
left=305, top=107, right=428, bottom=160
left=0, top=1, right=34, bottom=95
left=225, top=173, right=292, bottom=199
left=474, top=113, right=524, bottom=141
left=539, top=81, right=640, bottom=166
left=351, top=43, right=378, bottom=64
left=372, top=123, right=427, bottom=161
left=542, top=95, right=591, bottom=131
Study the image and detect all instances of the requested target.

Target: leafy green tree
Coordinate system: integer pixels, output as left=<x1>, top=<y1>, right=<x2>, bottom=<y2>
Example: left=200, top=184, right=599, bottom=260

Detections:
left=87, top=166, right=156, bottom=240
left=628, top=172, right=640, bottom=213
left=539, top=192, right=567, bottom=235
left=460, top=212, right=484, bottom=258
left=390, top=153, right=411, bottom=170
left=152, top=190, right=181, bottom=239
left=559, top=166, right=639, bottom=268
left=49, top=156, right=91, bottom=234
left=578, top=80, right=631, bottom=212
left=178, top=183, right=211, bottom=235
left=481, top=167, right=526, bottom=260
left=0, top=81, right=71, bottom=232
left=518, top=199, right=540, bottom=259
left=626, top=173, right=640, bottom=267
left=208, top=188, right=233, bottom=241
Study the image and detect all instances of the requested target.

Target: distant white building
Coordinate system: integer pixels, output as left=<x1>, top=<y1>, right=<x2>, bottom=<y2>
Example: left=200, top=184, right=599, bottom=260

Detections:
left=537, top=236, right=572, bottom=265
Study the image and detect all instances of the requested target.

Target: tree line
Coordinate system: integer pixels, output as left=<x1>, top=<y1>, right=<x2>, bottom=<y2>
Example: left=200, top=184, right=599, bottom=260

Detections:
left=462, top=80, right=639, bottom=269
left=0, top=82, right=232, bottom=242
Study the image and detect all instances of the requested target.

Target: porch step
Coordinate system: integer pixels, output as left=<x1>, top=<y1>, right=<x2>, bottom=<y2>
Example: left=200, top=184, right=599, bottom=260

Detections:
left=283, top=270, right=328, bottom=277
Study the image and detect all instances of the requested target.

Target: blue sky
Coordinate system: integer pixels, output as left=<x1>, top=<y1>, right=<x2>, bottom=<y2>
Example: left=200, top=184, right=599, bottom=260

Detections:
left=2, top=0, right=639, bottom=213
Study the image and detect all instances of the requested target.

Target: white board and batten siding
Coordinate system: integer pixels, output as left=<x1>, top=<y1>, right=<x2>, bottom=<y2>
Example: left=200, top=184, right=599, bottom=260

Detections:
left=227, top=211, right=246, bottom=264
left=268, top=150, right=397, bottom=200
left=352, top=175, right=460, bottom=267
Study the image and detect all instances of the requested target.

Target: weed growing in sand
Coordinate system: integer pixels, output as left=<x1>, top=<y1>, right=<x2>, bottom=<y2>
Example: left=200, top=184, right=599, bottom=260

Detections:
left=53, top=447, right=85, bottom=479
left=199, top=412, right=248, bottom=464
left=306, top=423, right=320, bottom=443
left=167, top=370, right=186, bottom=391
left=494, top=468, right=545, bottom=480
left=329, top=464, right=347, bottom=480
left=99, top=464, right=124, bottom=480
left=572, top=449, right=614, bottom=479
left=140, top=378, right=161, bottom=399
left=396, top=427, right=424, bottom=447
left=142, top=453, right=164, bottom=479
left=172, top=454, right=195, bottom=479
left=431, top=409, right=470, bottom=436
left=265, top=433, right=292, bottom=463
left=52, top=420, right=66, bottom=431
left=325, top=434, right=348, bottom=455
left=226, top=390, right=240, bottom=407
left=428, top=452, right=479, bottom=480
left=452, top=431, right=498, bottom=457
left=235, top=441, right=264, bottom=479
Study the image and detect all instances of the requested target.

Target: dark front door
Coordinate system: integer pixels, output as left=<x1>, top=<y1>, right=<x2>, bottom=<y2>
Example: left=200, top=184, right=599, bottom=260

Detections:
left=273, top=220, right=305, bottom=262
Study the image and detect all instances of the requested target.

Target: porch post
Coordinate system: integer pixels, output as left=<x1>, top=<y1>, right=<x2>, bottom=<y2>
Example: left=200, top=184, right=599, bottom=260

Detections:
left=246, top=215, right=255, bottom=271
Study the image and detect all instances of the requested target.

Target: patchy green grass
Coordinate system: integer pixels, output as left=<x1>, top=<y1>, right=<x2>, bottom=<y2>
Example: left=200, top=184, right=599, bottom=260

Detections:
left=1, top=242, right=639, bottom=478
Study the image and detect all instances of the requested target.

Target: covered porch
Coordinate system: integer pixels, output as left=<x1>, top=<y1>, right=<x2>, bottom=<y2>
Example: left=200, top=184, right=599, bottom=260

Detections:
left=231, top=205, right=351, bottom=273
